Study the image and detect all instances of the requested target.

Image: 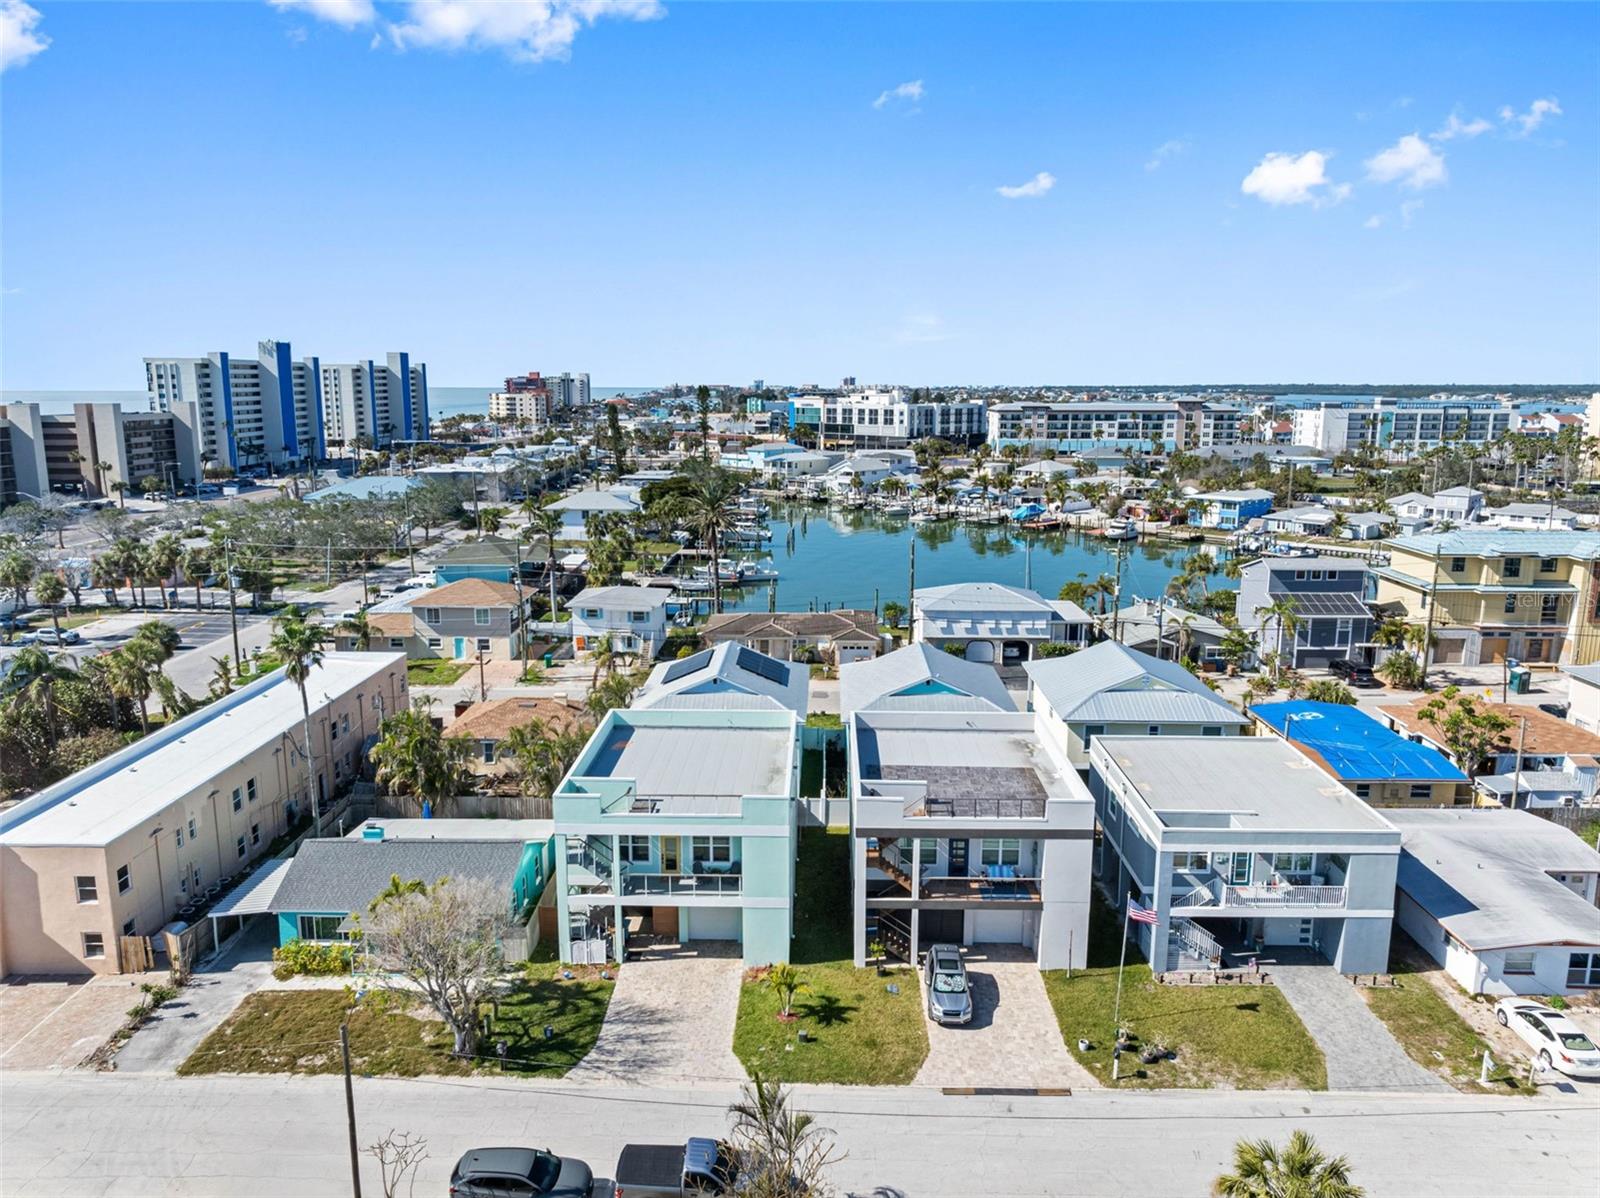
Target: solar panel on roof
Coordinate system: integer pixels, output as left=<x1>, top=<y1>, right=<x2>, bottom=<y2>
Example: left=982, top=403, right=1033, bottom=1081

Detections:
left=737, top=646, right=790, bottom=686
left=1267, top=590, right=1372, bottom=617
left=662, top=650, right=712, bottom=684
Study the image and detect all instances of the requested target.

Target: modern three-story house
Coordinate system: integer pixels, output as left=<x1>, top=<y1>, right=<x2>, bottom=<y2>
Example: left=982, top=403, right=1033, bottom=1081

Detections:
left=1237, top=555, right=1376, bottom=670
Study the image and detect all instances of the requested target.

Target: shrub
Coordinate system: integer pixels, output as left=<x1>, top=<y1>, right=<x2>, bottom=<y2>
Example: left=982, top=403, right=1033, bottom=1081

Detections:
left=1304, top=679, right=1357, bottom=705
left=1035, top=642, right=1078, bottom=658
left=272, top=938, right=355, bottom=980
left=1548, top=995, right=1569, bottom=1010
left=1378, top=653, right=1426, bottom=690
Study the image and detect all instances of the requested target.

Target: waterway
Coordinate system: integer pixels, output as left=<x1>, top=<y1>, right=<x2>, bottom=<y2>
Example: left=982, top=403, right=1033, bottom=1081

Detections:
left=716, top=504, right=1231, bottom=615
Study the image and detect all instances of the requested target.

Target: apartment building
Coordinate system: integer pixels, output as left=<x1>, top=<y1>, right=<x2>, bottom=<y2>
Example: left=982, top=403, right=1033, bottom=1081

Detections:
left=988, top=401, right=1183, bottom=453
left=489, top=389, right=554, bottom=427
left=0, top=401, right=202, bottom=501
left=847, top=708, right=1094, bottom=968
left=791, top=390, right=986, bottom=449
left=1088, top=736, right=1401, bottom=975
left=1372, top=530, right=1600, bottom=665
left=0, top=653, right=407, bottom=976
left=1236, top=555, right=1375, bottom=669
left=145, top=340, right=429, bottom=469
left=1291, top=397, right=1515, bottom=454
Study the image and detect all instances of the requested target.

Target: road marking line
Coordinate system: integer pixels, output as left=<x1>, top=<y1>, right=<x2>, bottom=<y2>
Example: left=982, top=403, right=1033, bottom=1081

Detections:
left=0, top=984, right=91, bottom=1062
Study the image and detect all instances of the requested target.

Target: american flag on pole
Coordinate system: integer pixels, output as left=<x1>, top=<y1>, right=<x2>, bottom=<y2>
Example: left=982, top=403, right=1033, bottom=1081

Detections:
left=1127, top=898, right=1159, bottom=925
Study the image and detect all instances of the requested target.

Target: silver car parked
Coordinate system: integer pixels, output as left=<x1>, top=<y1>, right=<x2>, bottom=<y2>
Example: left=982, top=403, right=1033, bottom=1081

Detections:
left=924, top=944, right=972, bottom=1025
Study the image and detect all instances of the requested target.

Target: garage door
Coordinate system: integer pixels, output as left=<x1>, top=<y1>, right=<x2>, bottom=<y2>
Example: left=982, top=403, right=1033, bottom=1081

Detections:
left=837, top=645, right=874, bottom=665
left=964, top=641, right=995, bottom=663
left=971, top=910, right=1026, bottom=944
left=684, top=907, right=741, bottom=941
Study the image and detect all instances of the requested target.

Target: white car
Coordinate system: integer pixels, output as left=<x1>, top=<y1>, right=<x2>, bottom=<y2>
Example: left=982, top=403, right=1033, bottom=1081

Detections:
left=1496, top=998, right=1600, bottom=1079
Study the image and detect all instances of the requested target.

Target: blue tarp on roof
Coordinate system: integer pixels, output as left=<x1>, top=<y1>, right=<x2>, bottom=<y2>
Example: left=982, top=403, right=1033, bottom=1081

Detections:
left=1252, top=700, right=1468, bottom=783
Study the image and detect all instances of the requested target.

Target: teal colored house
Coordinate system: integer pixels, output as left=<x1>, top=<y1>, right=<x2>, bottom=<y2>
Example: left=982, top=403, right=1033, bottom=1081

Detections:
left=267, top=830, right=553, bottom=946
left=433, top=536, right=546, bottom=586
left=554, top=706, right=801, bottom=966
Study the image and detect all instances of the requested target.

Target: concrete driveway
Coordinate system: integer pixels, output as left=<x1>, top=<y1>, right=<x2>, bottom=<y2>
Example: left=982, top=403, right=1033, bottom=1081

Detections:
left=0, top=973, right=167, bottom=1071
left=914, top=945, right=1097, bottom=1091
left=114, top=919, right=278, bottom=1073
left=565, top=943, right=745, bottom=1086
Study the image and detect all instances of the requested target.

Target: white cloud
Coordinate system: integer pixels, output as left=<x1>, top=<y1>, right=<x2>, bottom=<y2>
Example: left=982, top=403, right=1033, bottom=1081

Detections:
left=1239, top=151, right=1347, bottom=207
left=1364, top=134, right=1447, bottom=190
left=1431, top=112, right=1493, bottom=141
left=1501, top=97, right=1562, bottom=136
left=0, top=0, right=49, bottom=72
left=268, top=0, right=377, bottom=29
left=873, top=80, right=924, bottom=110
left=1144, top=139, right=1189, bottom=172
left=271, top=0, right=663, bottom=62
left=1364, top=214, right=1385, bottom=229
left=996, top=171, right=1055, bottom=200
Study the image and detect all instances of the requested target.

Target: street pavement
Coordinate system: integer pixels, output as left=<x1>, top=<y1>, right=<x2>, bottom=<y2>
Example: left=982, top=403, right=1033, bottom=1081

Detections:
left=0, top=1071, right=1594, bottom=1196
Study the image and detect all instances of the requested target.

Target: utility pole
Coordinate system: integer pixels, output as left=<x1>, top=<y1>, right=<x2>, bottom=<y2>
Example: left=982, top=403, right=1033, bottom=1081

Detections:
left=225, top=538, right=242, bottom=670
left=907, top=539, right=917, bottom=637
left=340, top=1022, right=363, bottom=1198
left=1420, top=542, right=1440, bottom=685
left=1510, top=717, right=1527, bottom=810
left=476, top=649, right=488, bottom=703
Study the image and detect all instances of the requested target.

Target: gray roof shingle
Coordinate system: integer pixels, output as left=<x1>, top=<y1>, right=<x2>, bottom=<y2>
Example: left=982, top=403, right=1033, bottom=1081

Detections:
left=270, top=839, right=529, bottom=914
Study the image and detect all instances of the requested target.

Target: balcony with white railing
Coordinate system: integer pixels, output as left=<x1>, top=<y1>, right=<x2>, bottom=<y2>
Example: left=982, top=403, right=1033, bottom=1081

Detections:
left=1169, top=875, right=1347, bottom=911
left=619, top=872, right=742, bottom=897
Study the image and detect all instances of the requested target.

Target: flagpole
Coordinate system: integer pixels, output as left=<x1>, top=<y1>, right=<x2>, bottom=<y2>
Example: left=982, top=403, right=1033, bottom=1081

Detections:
left=1111, top=893, right=1132, bottom=1067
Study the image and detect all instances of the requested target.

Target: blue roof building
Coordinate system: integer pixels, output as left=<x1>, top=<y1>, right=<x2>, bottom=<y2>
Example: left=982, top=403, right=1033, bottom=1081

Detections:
left=306, top=474, right=421, bottom=503
left=1250, top=700, right=1471, bottom=807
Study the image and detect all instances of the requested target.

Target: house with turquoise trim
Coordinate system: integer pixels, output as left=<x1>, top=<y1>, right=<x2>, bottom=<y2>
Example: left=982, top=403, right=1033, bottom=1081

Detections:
left=553, top=700, right=803, bottom=966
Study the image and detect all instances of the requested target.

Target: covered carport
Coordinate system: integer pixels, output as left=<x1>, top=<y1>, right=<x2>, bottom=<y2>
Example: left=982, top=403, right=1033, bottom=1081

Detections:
left=205, top=857, right=293, bottom=958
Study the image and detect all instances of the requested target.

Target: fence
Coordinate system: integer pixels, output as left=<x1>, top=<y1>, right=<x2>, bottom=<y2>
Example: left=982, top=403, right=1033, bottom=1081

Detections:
left=1529, top=806, right=1600, bottom=833
left=370, top=791, right=551, bottom=820
left=797, top=797, right=851, bottom=828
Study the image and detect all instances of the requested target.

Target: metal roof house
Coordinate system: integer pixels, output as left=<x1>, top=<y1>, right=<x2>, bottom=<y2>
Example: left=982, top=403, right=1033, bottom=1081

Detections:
left=633, top=643, right=810, bottom=714
left=1389, top=810, right=1600, bottom=996
left=1024, top=640, right=1247, bottom=769
left=1088, top=736, right=1401, bottom=974
left=1249, top=701, right=1472, bottom=807
left=847, top=708, right=1094, bottom=970
left=911, top=581, right=1092, bottom=664
left=839, top=642, right=1016, bottom=714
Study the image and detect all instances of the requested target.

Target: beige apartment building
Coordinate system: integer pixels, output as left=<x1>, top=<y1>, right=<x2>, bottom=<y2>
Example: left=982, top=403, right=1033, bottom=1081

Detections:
left=0, top=653, right=407, bottom=977
left=1373, top=530, right=1600, bottom=666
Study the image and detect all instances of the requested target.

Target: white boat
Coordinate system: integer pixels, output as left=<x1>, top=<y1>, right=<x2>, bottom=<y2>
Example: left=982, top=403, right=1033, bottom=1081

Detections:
left=909, top=511, right=940, bottom=525
left=878, top=502, right=911, bottom=516
left=738, top=561, right=780, bottom=582
left=694, top=559, right=744, bottom=583
left=1102, top=519, right=1139, bottom=541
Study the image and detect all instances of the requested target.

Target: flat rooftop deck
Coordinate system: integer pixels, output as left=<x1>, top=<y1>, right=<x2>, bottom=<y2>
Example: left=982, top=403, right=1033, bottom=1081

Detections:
left=856, top=719, right=1072, bottom=818
left=582, top=723, right=792, bottom=805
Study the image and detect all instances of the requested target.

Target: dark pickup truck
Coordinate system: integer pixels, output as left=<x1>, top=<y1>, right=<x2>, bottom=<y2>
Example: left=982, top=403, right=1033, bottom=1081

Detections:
left=612, top=1137, right=736, bottom=1197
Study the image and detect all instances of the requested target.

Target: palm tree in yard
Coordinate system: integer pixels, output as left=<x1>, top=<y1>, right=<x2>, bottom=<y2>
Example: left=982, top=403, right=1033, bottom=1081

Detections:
left=659, top=460, right=744, bottom=613
left=369, top=700, right=474, bottom=818
left=33, top=573, right=67, bottom=640
left=270, top=615, right=333, bottom=834
left=180, top=546, right=211, bottom=610
left=105, top=646, right=156, bottom=735
left=1212, top=1131, right=1363, bottom=1198
left=7, top=646, right=77, bottom=749
left=339, top=610, right=374, bottom=651
left=1252, top=596, right=1301, bottom=683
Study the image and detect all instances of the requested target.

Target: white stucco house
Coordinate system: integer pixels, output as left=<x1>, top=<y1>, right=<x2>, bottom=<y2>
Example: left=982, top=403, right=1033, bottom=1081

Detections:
left=912, top=582, right=1092, bottom=664
left=542, top=488, right=642, bottom=540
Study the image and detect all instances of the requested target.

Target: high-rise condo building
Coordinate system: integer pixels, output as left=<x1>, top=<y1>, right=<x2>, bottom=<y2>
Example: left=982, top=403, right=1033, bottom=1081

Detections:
left=0, top=401, right=202, bottom=503
left=1290, top=396, right=1515, bottom=454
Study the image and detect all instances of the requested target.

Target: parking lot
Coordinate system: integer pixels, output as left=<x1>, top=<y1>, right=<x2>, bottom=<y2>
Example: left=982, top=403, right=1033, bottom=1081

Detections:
left=0, top=973, right=166, bottom=1071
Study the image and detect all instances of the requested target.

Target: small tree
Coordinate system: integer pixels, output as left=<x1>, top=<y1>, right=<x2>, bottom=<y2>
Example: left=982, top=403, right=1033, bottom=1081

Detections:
left=766, top=962, right=809, bottom=1021
left=881, top=600, right=906, bottom=629
left=728, top=1072, right=842, bottom=1198
left=33, top=573, right=66, bottom=639
left=365, top=1130, right=428, bottom=1198
left=1416, top=686, right=1512, bottom=775
left=1212, top=1130, right=1363, bottom=1198
left=1303, top=679, right=1356, bottom=705
left=362, top=876, right=512, bottom=1059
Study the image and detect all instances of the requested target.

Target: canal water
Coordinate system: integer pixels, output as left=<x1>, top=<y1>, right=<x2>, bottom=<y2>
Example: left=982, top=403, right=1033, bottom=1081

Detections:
left=719, top=505, right=1231, bottom=615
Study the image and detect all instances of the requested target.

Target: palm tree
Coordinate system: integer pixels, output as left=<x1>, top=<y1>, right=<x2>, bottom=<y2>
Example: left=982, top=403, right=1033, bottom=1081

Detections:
left=148, top=534, right=182, bottom=610
left=339, top=610, right=374, bottom=651
left=180, top=546, right=211, bottom=611
left=368, top=874, right=432, bottom=912
left=1252, top=596, right=1302, bottom=683
left=5, top=646, right=77, bottom=749
left=659, top=460, right=743, bottom=613
left=589, top=633, right=618, bottom=687
left=369, top=700, right=474, bottom=818
left=105, top=646, right=156, bottom=735
left=500, top=717, right=591, bottom=800
left=33, top=573, right=67, bottom=640
left=209, top=655, right=235, bottom=699
left=1212, top=1131, right=1363, bottom=1198
left=270, top=615, right=333, bottom=834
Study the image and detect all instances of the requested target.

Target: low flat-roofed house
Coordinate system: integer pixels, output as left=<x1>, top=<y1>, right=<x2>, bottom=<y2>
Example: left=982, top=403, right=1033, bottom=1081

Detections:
left=267, top=836, right=547, bottom=950
left=1250, top=700, right=1472, bottom=806
left=912, top=581, right=1092, bottom=664
left=1389, top=810, right=1600, bottom=996
left=847, top=708, right=1094, bottom=969
left=566, top=585, right=674, bottom=660
left=1262, top=505, right=1338, bottom=537
left=633, top=643, right=809, bottom=714
left=1483, top=503, right=1581, bottom=532
left=839, top=642, right=1016, bottom=714
left=1088, top=736, right=1401, bottom=974
left=1025, top=640, right=1248, bottom=770
left=1191, top=488, right=1274, bottom=530
left=405, top=579, right=531, bottom=661
left=1377, top=699, right=1600, bottom=782
left=699, top=610, right=881, bottom=665
left=1473, top=771, right=1592, bottom=809
left=553, top=704, right=801, bottom=966
left=445, top=697, right=590, bottom=779
left=0, top=653, right=407, bottom=975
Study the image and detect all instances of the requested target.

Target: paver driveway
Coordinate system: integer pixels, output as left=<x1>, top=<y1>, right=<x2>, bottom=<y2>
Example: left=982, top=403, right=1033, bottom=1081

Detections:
left=914, top=946, right=1097, bottom=1091
left=1267, top=948, right=1450, bottom=1093
left=565, top=943, right=746, bottom=1086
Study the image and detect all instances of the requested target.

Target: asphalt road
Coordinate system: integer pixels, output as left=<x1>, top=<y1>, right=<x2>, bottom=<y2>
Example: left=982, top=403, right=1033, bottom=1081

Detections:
left=0, top=1073, right=1594, bottom=1197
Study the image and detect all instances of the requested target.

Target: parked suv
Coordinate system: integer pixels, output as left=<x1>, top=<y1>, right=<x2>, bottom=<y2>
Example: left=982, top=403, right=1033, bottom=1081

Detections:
left=1328, top=658, right=1379, bottom=687
left=449, top=1147, right=594, bottom=1197
left=923, top=943, right=973, bottom=1025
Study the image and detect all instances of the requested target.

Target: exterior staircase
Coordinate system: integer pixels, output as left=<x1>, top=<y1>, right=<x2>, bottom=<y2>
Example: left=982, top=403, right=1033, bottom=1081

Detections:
left=1166, top=916, right=1223, bottom=972
left=870, top=911, right=913, bottom=964
left=566, top=835, right=618, bottom=894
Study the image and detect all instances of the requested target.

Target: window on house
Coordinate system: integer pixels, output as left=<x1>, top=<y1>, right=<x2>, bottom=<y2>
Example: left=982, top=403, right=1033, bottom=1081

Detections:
left=75, top=876, right=98, bottom=903
left=1409, top=784, right=1432, bottom=801
left=474, top=608, right=491, bottom=626
left=619, top=835, right=651, bottom=863
left=1147, top=725, right=1161, bottom=736
left=1568, top=952, right=1600, bottom=988
left=422, top=607, right=441, bottom=623
left=582, top=608, right=601, bottom=619
left=476, top=637, right=491, bottom=652
left=1503, top=952, right=1537, bottom=976
left=122, top=918, right=137, bottom=937
left=116, top=865, right=131, bottom=894
left=692, top=836, right=733, bottom=864
left=82, top=933, right=105, bottom=959
left=482, top=741, right=496, bottom=763
left=1310, top=570, right=1323, bottom=581
left=1449, top=557, right=1466, bottom=572
left=236, top=836, right=247, bottom=859
left=329, top=720, right=339, bottom=742
left=1201, top=726, right=1223, bottom=736
left=1503, top=557, right=1522, bottom=578
left=1294, top=570, right=1306, bottom=581
left=1336, top=618, right=1352, bottom=645
left=389, top=638, right=405, bottom=649
left=1542, top=594, right=1559, bottom=619
left=187, top=818, right=196, bottom=840
left=1353, top=783, right=1372, bottom=799
left=629, top=611, right=648, bottom=623
left=247, top=777, right=257, bottom=803
left=981, top=838, right=1021, bottom=866
left=1172, top=851, right=1210, bottom=872
left=427, top=638, right=442, bottom=649
left=251, top=824, right=261, bottom=846
left=1540, top=557, right=1558, bottom=573
left=341, top=715, right=350, bottom=735
left=1505, top=595, right=1518, bottom=614
left=296, top=915, right=346, bottom=941
left=175, top=827, right=183, bottom=848
left=1271, top=853, right=1314, bottom=874
left=179, top=874, right=188, bottom=895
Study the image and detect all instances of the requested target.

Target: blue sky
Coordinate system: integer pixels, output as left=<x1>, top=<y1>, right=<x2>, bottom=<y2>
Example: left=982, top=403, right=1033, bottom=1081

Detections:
left=2, top=1, right=1595, bottom=387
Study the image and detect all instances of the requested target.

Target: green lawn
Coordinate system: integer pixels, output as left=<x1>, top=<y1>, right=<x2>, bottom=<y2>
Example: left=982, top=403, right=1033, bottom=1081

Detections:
left=732, top=829, right=928, bottom=1085
left=1041, top=898, right=1327, bottom=1089
left=406, top=659, right=474, bottom=686
left=177, top=960, right=614, bottom=1078
left=1359, top=935, right=1529, bottom=1093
